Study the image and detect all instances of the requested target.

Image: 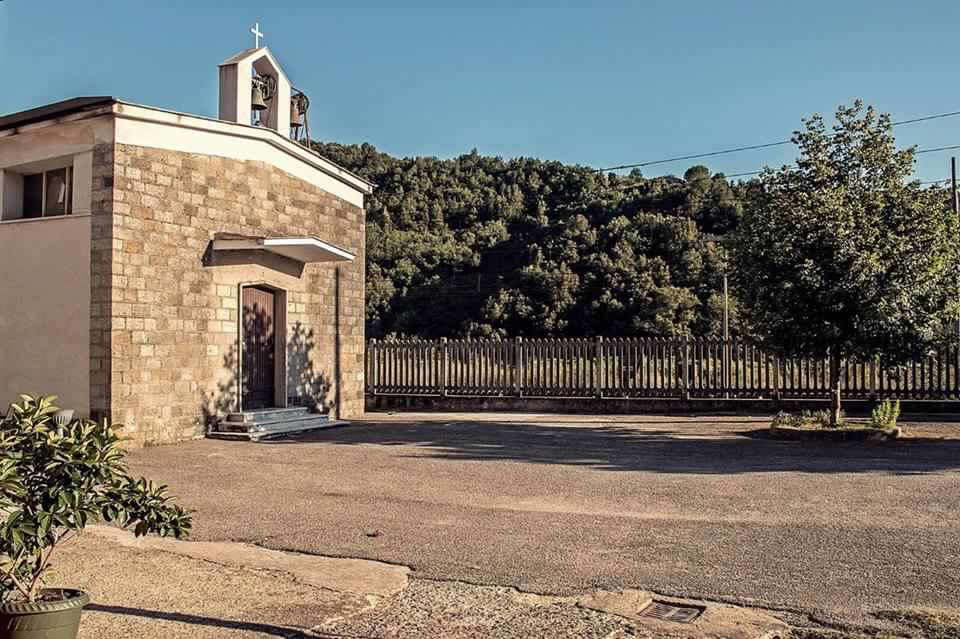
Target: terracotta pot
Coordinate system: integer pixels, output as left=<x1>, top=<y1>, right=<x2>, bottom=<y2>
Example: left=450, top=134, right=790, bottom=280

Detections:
left=0, top=589, right=89, bottom=639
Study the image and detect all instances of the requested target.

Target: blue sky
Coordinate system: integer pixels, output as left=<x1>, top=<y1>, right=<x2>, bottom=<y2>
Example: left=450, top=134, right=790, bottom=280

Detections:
left=2, top=1, right=958, bottom=181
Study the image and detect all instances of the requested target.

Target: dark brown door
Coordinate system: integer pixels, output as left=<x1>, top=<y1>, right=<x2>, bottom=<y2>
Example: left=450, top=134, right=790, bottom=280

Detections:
left=242, top=286, right=276, bottom=409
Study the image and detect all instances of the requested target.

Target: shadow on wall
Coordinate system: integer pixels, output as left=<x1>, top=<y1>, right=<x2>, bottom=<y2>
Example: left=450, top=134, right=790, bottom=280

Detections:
left=200, top=302, right=332, bottom=429
left=287, top=322, right=332, bottom=410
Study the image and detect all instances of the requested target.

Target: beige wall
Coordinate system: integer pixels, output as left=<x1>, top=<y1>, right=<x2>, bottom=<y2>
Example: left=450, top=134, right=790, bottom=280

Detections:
left=96, top=143, right=365, bottom=445
left=0, top=112, right=110, bottom=417
left=0, top=215, right=91, bottom=415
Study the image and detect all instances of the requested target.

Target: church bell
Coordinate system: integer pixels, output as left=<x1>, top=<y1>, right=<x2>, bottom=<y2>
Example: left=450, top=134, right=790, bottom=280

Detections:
left=289, top=91, right=310, bottom=141
left=251, top=84, right=269, bottom=111
left=290, top=100, right=302, bottom=128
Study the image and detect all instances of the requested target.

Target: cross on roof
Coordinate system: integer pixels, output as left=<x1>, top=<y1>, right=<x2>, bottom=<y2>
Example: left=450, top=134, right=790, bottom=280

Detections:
left=250, top=22, right=264, bottom=48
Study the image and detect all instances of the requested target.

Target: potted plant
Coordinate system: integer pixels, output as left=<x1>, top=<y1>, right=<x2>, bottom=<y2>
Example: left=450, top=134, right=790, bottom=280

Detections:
left=0, top=395, right=191, bottom=639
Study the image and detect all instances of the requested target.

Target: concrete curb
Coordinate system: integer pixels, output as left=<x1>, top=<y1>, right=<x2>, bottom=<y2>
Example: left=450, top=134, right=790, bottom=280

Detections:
left=85, top=526, right=410, bottom=597
left=368, top=393, right=960, bottom=416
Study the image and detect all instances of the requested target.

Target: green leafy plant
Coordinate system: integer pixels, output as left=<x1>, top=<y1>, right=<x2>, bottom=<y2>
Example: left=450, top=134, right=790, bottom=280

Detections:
left=870, top=399, right=901, bottom=430
left=0, top=395, right=192, bottom=603
left=807, top=409, right=834, bottom=428
left=771, top=411, right=804, bottom=429
left=771, top=409, right=845, bottom=430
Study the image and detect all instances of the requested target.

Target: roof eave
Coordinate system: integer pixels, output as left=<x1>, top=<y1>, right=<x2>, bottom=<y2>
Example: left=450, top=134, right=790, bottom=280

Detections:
left=0, top=96, right=117, bottom=132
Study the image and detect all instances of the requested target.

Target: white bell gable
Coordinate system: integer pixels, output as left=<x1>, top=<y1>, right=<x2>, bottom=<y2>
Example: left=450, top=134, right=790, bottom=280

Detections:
left=218, top=47, right=292, bottom=135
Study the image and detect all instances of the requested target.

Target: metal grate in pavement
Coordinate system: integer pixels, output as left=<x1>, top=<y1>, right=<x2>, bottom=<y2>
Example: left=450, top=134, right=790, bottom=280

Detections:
left=639, top=600, right=704, bottom=624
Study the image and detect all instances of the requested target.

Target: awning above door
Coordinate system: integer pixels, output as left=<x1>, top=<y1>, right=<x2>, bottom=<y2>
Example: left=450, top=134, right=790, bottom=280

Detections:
left=211, top=235, right=355, bottom=263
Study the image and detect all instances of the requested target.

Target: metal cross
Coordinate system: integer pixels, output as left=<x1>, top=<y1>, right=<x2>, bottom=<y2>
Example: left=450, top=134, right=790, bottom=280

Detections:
left=251, top=22, right=264, bottom=48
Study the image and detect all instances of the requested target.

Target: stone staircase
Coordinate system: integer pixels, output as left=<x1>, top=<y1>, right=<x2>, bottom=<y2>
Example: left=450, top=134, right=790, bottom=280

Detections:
left=210, top=406, right=345, bottom=441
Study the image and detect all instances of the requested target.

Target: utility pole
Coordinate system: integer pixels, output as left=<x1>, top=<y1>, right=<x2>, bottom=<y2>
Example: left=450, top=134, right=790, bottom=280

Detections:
left=723, top=273, right=729, bottom=341
left=723, top=272, right=730, bottom=396
left=953, top=157, right=959, bottom=339
left=953, top=156, right=958, bottom=215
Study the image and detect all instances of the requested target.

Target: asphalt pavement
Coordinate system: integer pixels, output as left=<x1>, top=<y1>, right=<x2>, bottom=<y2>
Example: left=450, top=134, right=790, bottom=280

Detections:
left=128, top=412, right=960, bottom=625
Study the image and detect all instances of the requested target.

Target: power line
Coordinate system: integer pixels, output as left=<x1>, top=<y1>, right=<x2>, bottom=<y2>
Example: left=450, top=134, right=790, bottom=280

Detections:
left=599, top=109, right=960, bottom=173
left=604, top=146, right=959, bottom=191
left=891, top=110, right=960, bottom=126
left=721, top=170, right=763, bottom=179
left=720, top=145, right=960, bottom=181
left=916, top=144, right=960, bottom=155
left=600, top=141, right=792, bottom=172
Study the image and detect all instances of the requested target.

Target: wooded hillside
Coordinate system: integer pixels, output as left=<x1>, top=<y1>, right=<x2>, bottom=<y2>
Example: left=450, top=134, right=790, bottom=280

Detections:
left=314, top=142, right=745, bottom=339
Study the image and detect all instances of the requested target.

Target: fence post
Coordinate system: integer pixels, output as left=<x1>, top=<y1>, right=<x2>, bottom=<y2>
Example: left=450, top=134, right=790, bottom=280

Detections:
left=368, top=339, right=377, bottom=395
left=681, top=335, right=690, bottom=400
left=869, top=356, right=877, bottom=401
left=515, top=337, right=524, bottom=397
left=772, top=353, right=780, bottom=401
left=723, top=337, right=730, bottom=398
left=947, top=339, right=960, bottom=397
left=594, top=336, right=603, bottom=398
left=440, top=337, right=448, bottom=397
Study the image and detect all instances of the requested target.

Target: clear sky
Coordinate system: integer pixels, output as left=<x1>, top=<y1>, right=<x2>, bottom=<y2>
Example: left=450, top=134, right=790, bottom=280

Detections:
left=2, top=1, right=958, bottom=181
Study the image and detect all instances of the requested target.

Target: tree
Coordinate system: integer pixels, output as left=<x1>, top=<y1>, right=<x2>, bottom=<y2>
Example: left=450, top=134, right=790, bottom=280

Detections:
left=314, top=141, right=743, bottom=339
left=732, top=102, right=960, bottom=424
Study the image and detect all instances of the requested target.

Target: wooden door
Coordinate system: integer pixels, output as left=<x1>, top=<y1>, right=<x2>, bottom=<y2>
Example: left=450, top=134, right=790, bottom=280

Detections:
left=242, top=286, right=276, bottom=409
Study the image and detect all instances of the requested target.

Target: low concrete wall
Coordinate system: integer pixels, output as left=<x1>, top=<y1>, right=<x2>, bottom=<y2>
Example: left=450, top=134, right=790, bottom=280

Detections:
left=366, top=394, right=960, bottom=416
left=0, top=215, right=91, bottom=416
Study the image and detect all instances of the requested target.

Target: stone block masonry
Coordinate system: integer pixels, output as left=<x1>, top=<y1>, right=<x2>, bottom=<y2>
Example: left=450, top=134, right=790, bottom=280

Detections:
left=90, top=142, right=116, bottom=423
left=92, top=143, right=365, bottom=445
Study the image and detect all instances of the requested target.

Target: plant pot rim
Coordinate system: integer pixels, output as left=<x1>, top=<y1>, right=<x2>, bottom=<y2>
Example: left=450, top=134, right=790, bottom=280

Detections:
left=0, top=589, right=89, bottom=616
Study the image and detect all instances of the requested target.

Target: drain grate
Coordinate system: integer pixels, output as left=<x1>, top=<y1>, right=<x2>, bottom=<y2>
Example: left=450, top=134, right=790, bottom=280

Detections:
left=640, top=600, right=704, bottom=624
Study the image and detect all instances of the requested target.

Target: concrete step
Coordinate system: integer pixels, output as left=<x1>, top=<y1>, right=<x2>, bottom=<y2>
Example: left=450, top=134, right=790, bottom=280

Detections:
left=226, top=406, right=311, bottom=424
left=247, top=416, right=347, bottom=441
left=216, top=421, right=251, bottom=434
left=210, top=413, right=346, bottom=441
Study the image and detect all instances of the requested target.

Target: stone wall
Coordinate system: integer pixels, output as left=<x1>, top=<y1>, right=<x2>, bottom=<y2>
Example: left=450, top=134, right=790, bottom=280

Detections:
left=90, top=143, right=115, bottom=421
left=96, top=143, right=365, bottom=445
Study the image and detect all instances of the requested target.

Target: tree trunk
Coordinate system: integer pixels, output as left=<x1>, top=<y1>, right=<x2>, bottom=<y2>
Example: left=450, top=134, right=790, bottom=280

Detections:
left=829, top=354, right=842, bottom=426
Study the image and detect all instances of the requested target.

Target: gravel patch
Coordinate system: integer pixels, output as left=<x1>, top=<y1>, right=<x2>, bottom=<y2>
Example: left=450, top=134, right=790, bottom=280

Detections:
left=318, top=579, right=682, bottom=639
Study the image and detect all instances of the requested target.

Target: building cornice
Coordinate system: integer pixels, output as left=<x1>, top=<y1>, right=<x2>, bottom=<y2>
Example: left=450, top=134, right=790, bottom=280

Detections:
left=111, top=102, right=373, bottom=195
left=0, top=98, right=373, bottom=204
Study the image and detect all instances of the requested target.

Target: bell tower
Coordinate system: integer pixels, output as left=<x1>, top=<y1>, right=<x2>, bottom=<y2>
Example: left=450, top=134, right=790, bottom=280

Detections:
left=218, top=42, right=292, bottom=135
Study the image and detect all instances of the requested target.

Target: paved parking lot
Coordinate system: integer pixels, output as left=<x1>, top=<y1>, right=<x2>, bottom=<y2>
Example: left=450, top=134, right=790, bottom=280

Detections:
left=129, top=412, right=960, bottom=624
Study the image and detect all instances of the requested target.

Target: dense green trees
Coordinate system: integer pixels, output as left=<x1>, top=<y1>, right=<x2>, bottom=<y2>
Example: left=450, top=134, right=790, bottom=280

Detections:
left=315, top=102, right=956, bottom=355
left=732, top=102, right=960, bottom=423
left=313, top=142, right=741, bottom=339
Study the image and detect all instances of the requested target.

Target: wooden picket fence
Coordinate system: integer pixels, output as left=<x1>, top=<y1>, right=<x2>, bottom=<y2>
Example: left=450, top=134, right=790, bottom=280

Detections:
left=366, top=337, right=960, bottom=400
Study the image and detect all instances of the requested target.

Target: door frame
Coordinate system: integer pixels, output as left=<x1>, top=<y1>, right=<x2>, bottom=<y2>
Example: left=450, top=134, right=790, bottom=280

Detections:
left=237, top=282, right=288, bottom=412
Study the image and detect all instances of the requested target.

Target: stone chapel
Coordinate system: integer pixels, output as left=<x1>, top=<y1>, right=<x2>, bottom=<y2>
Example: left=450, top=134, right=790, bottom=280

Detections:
left=0, top=42, right=372, bottom=443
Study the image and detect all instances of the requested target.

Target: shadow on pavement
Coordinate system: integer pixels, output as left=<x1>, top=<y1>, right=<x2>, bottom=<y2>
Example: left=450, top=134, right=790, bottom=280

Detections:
left=261, top=419, right=960, bottom=475
left=86, top=603, right=375, bottom=638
